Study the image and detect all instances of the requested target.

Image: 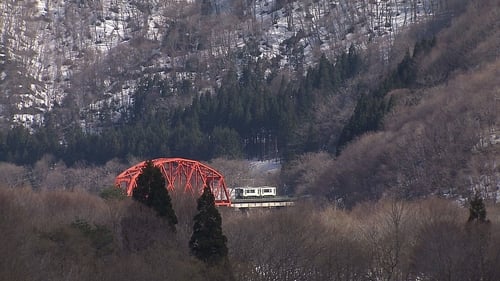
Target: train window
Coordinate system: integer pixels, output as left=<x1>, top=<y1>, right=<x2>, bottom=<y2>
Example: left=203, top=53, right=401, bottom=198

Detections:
left=263, top=189, right=271, bottom=193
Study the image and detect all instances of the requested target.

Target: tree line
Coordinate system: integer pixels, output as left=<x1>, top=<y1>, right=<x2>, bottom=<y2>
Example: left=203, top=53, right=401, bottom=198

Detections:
left=336, top=38, right=434, bottom=153
left=0, top=46, right=363, bottom=166
left=131, top=160, right=234, bottom=280
left=1, top=183, right=499, bottom=281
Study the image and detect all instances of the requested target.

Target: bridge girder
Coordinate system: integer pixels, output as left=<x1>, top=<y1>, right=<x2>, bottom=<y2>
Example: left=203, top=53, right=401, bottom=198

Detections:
left=115, top=158, right=231, bottom=206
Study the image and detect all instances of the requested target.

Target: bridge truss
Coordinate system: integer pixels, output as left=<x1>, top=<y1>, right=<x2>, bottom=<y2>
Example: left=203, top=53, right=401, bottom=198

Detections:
left=115, top=158, right=231, bottom=206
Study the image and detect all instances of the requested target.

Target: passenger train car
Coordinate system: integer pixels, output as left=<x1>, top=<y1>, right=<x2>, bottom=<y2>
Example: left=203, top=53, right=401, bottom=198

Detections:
left=232, top=186, right=277, bottom=199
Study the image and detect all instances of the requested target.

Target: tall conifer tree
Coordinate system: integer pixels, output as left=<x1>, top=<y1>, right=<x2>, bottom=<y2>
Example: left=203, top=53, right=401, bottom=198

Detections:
left=133, top=160, right=178, bottom=231
left=189, top=184, right=228, bottom=265
left=468, top=192, right=487, bottom=223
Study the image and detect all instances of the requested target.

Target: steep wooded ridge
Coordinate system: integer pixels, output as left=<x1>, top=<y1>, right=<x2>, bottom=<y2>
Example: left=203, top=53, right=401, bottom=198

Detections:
left=0, top=0, right=448, bottom=130
left=291, top=0, right=499, bottom=206
left=0, top=0, right=498, bottom=203
left=0, top=2, right=499, bottom=280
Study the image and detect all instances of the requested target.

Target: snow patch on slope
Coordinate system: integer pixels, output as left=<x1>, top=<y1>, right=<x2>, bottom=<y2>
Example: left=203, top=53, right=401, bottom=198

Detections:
left=0, top=0, right=434, bottom=129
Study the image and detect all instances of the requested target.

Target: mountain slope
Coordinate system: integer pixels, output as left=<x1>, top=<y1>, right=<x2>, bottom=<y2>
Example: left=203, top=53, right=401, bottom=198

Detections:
left=0, top=0, right=449, bottom=130
left=310, top=0, right=499, bottom=206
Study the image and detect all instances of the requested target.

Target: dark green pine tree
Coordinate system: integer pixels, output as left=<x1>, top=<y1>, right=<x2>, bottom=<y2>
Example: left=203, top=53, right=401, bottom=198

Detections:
left=189, top=185, right=228, bottom=265
left=468, top=192, right=487, bottom=223
left=133, top=160, right=178, bottom=231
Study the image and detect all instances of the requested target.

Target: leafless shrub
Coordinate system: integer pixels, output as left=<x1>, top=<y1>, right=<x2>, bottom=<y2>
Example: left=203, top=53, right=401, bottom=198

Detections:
left=281, top=152, right=335, bottom=196
left=3, top=185, right=500, bottom=281
left=417, top=0, right=500, bottom=85
left=319, top=52, right=499, bottom=205
left=0, top=162, right=30, bottom=188
left=0, top=186, right=204, bottom=281
left=209, top=158, right=253, bottom=188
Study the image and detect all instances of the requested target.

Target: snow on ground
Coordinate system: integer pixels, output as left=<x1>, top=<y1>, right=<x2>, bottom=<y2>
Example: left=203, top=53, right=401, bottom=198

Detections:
left=1, top=0, right=435, bottom=129
left=250, top=160, right=281, bottom=176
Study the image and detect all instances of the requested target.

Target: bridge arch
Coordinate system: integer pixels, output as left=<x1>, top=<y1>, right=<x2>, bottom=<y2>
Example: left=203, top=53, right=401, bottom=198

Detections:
left=115, top=158, right=231, bottom=206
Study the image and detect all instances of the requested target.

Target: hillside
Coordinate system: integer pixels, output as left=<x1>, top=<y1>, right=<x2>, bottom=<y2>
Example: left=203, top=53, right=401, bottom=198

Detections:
left=0, top=0, right=497, bottom=204
left=285, top=0, right=499, bottom=205
left=0, top=1, right=499, bottom=279
left=1, top=0, right=445, bottom=130
left=2, top=183, right=500, bottom=281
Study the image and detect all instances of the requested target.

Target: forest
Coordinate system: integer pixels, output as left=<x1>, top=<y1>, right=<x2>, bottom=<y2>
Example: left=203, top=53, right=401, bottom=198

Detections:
left=0, top=45, right=364, bottom=165
left=0, top=0, right=499, bottom=279
left=1, top=187, right=500, bottom=281
left=0, top=0, right=498, bottom=201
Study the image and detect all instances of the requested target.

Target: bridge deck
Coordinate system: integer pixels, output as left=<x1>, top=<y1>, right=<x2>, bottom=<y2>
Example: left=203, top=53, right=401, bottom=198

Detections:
left=230, top=197, right=295, bottom=208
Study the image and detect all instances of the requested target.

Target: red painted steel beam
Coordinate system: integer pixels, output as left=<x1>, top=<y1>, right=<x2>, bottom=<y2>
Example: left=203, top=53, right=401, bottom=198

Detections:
left=115, top=158, right=231, bottom=206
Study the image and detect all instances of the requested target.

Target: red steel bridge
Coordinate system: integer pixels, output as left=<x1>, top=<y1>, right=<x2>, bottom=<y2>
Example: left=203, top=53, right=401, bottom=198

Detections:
left=115, top=158, right=231, bottom=206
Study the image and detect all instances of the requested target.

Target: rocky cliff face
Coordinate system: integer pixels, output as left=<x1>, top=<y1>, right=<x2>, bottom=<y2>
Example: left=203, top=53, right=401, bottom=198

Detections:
left=0, top=0, right=436, bottom=131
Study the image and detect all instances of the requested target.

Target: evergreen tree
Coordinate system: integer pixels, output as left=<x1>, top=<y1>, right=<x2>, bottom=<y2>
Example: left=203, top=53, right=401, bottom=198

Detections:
left=468, top=192, right=488, bottom=223
left=336, top=93, right=390, bottom=154
left=189, top=185, right=228, bottom=265
left=335, top=50, right=416, bottom=155
left=133, top=160, right=178, bottom=231
left=210, top=126, right=243, bottom=159
left=394, top=50, right=416, bottom=87
left=200, top=0, right=215, bottom=15
left=347, top=43, right=362, bottom=77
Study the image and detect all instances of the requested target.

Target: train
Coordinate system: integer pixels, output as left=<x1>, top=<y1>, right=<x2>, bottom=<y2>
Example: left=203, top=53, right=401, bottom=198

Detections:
left=232, top=186, right=277, bottom=199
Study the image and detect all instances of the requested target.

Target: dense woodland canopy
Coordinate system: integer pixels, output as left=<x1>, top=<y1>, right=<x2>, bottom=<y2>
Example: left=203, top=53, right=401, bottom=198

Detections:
left=0, top=0, right=499, bottom=280
left=0, top=0, right=498, bottom=205
left=0, top=45, right=363, bottom=164
left=1, top=187, right=500, bottom=281
left=0, top=38, right=423, bottom=165
left=0, top=1, right=499, bottom=197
